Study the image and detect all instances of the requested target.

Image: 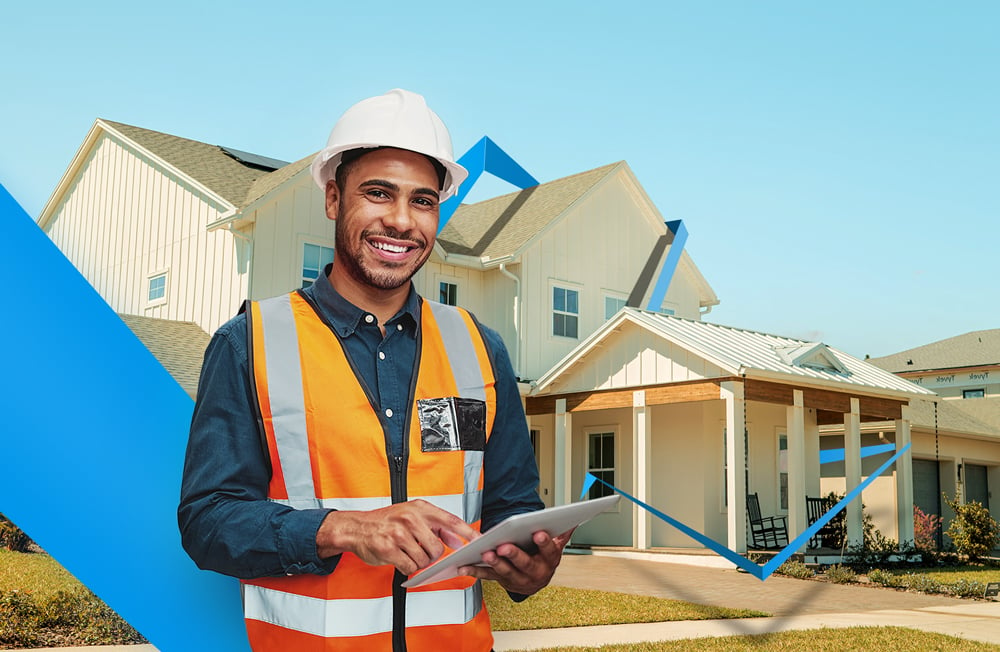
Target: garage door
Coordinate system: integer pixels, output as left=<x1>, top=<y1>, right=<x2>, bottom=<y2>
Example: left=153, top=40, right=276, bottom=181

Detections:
left=965, top=464, right=989, bottom=510
left=912, top=458, right=942, bottom=547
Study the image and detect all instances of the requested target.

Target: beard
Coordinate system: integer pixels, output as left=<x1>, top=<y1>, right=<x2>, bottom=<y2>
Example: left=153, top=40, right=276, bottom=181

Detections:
left=333, top=218, right=430, bottom=291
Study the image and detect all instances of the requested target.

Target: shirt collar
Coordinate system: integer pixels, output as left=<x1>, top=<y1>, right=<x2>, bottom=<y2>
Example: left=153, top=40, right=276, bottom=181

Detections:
left=305, top=263, right=420, bottom=338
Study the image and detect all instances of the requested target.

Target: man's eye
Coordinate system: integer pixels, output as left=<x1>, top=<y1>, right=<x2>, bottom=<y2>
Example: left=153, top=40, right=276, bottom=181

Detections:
left=412, top=197, right=437, bottom=208
left=367, top=189, right=390, bottom=200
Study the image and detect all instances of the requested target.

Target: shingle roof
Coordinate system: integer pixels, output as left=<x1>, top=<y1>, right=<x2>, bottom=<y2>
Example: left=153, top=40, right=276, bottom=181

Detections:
left=868, top=329, right=1000, bottom=373
left=437, top=163, right=622, bottom=258
left=100, top=120, right=288, bottom=208
left=119, top=314, right=210, bottom=398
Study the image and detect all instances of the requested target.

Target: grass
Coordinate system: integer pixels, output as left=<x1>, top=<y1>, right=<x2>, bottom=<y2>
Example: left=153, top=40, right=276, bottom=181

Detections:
left=0, top=550, right=82, bottom=598
left=502, top=626, right=1000, bottom=651
left=484, top=581, right=768, bottom=631
left=890, top=564, right=1000, bottom=585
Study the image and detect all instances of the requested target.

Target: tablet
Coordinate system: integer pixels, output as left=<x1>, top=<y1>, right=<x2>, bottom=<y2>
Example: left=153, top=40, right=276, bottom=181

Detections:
left=402, top=494, right=620, bottom=588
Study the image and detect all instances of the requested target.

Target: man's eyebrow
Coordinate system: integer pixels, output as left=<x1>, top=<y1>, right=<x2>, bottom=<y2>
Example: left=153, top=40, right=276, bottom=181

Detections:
left=360, top=179, right=440, bottom=201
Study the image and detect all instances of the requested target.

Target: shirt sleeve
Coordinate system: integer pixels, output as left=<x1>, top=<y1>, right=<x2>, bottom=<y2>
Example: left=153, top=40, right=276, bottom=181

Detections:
left=177, top=315, right=339, bottom=579
left=479, top=326, right=545, bottom=533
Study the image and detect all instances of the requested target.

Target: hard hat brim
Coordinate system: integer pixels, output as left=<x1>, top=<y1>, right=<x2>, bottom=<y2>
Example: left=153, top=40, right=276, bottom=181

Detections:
left=310, top=144, right=468, bottom=202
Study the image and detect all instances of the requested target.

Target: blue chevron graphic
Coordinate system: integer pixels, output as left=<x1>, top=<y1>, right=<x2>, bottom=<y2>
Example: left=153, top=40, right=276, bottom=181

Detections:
left=0, top=183, right=248, bottom=651
left=438, top=136, right=538, bottom=232
left=581, top=442, right=912, bottom=580
left=646, top=219, right=688, bottom=312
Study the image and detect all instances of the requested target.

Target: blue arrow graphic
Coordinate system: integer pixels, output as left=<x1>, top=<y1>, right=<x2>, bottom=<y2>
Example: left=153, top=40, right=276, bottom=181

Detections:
left=581, top=442, right=911, bottom=580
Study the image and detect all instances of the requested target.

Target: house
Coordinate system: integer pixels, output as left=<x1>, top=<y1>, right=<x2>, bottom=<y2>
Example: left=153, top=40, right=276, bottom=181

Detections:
left=44, top=118, right=990, bottom=556
left=840, top=331, right=1000, bottom=543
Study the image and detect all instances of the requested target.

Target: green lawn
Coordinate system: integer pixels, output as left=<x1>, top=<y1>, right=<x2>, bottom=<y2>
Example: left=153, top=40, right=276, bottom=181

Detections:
left=887, top=564, right=1000, bottom=585
left=502, top=627, right=1000, bottom=651
left=484, top=581, right=768, bottom=631
left=0, top=549, right=82, bottom=598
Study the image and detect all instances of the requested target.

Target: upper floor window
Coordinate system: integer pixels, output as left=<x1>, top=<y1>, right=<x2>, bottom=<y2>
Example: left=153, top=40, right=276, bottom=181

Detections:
left=604, top=295, right=628, bottom=320
left=302, top=243, right=335, bottom=288
left=147, top=270, right=168, bottom=307
left=963, top=388, right=985, bottom=399
left=552, top=286, right=579, bottom=338
left=439, top=282, right=458, bottom=306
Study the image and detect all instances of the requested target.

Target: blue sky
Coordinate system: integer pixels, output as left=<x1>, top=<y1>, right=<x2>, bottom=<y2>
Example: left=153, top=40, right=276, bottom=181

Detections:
left=2, top=1, right=996, bottom=359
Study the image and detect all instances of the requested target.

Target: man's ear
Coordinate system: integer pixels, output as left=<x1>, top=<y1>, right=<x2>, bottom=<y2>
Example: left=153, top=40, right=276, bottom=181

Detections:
left=325, top=180, right=340, bottom=221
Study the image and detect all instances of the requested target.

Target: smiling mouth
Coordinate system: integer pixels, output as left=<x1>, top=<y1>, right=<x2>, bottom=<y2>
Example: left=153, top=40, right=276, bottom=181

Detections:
left=372, top=241, right=412, bottom=254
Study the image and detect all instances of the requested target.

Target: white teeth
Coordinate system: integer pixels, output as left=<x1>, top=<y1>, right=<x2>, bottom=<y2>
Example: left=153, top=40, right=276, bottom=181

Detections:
left=373, top=242, right=408, bottom=253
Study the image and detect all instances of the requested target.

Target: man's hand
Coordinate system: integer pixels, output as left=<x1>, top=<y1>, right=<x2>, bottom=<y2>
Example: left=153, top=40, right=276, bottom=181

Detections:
left=457, top=529, right=573, bottom=596
left=316, top=500, right=480, bottom=575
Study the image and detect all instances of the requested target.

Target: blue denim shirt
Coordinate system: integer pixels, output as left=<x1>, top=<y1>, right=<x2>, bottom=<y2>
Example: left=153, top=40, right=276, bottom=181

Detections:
left=178, top=272, right=543, bottom=579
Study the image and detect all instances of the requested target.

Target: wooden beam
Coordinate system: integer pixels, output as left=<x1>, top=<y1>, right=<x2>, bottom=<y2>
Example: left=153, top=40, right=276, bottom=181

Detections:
left=745, top=379, right=904, bottom=419
left=525, top=377, right=736, bottom=416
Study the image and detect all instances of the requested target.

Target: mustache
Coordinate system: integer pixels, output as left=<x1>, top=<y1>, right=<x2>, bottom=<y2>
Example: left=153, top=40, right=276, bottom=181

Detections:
left=362, top=228, right=426, bottom=249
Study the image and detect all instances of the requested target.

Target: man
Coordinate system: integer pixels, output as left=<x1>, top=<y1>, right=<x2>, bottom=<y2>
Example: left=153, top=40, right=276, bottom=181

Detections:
left=178, top=89, right=568, bottom=651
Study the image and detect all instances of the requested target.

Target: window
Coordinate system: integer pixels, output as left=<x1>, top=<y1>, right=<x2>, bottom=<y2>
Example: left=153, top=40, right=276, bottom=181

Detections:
left=302, top=243, right=335, bottom=288
left=777, top=434, right=788, bottom=511
left=552, top=286, right=579, bottom=338
left=604, top=295, right=628, bottom=320
left=147, top=271, right=167, bottom=305
left=529, top=428, right=540, bottom=465
left=587, top=431, right=615, bottom=499
left=439, top=282, right=458, bottom=306
left=963, top=388, right=985, bottom=399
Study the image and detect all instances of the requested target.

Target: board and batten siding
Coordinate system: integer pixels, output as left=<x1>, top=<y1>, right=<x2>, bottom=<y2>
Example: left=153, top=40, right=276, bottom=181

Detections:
left=43, top=133, right=248, bottom=335
left=517, top=172, right=706, bottom=382
left=248, top=176, right=330, bottom=301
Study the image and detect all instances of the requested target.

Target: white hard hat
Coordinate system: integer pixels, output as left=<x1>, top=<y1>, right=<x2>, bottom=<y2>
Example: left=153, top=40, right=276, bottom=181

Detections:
left=310, top=89, right=468, bottom=201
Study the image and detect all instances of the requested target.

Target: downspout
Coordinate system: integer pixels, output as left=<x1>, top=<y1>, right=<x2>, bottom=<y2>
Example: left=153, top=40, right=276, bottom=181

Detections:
left=498, top=263, right=522, bottom=379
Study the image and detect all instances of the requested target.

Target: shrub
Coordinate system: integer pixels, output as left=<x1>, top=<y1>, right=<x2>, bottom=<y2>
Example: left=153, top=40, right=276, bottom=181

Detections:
left=949, top=578, right=988, bottom=598
left=898, top=573, right=943, bottom=594
left=943, top=495, right=1000, bottom=561
left=913, top=505, right=943, bottom=551
left=0, top=589, right=41, bottom=646
left=775, top=560, right=814, bottom=579
left=866, top=568, right=899, bottom=587
left=824, top=564, right=856, bottom=584
left=0, top=513, right=32, bottom=553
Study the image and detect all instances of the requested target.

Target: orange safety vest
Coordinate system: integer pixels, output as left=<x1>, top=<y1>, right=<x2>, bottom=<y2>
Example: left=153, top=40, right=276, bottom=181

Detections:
left=241, top=290, right=497, bottom=651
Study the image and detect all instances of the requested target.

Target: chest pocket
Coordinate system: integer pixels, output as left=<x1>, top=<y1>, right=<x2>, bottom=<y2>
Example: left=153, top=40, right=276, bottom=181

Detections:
left=418, top=397, right=486, bottom=452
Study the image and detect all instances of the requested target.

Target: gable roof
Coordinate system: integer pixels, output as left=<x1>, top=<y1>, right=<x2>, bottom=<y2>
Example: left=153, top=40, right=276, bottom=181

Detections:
left=437, top=162, right=622, bottom=259
left=868, top=329, right=1000, bottom=373
left=534, top=307, right=936, bottom=399
left=100, top=120, right=286, bottom=208
left=119, top=314, right=210, bottom=399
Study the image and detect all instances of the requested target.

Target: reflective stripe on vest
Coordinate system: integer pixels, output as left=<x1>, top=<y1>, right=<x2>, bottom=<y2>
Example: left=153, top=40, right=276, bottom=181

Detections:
left=243, top=582, right=483, bottom=638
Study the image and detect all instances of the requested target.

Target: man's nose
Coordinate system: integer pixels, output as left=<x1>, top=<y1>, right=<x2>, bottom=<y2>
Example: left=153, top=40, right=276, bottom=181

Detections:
left=382, top=199, right=416, bottom=232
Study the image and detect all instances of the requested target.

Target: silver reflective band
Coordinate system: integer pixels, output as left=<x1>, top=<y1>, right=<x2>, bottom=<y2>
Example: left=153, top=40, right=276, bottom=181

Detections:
left=271, top=496, right=393, bottom=511
left=244, top=583, right=482, bottom=637
left=427, top=302, right=486, bottom=402
left=463, top=451, right=485, bottom=523
left=257, top=295, right=315, bottom=500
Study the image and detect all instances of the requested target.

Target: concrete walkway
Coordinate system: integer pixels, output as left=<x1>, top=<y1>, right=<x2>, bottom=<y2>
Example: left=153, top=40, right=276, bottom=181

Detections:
left=492, top=554, right=1000, bottom=650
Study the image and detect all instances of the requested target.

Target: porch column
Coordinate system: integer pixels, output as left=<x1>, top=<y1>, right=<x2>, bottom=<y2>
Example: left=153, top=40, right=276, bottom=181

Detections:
left=895, top=404, right=914, bottom=546
left=632, top=390, right=651, bottom=549
left=787, top=390, right=807, bottom=550
left=554, top=398, right=572, bottom=506
left=722, top=381, right=747, bottom=553
left=844, top=397, right=863, bottom=548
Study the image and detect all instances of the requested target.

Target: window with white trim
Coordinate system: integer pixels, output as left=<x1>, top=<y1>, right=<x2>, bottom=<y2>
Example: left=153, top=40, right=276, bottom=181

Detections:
left=604, top=295, right=628, bottom=320
left=963, top=388, right=985, bottom=399
left=302, top=243, right=335, bottom=288
left=146, top=271, right=167, bottom=306
left=587, top=431, right=615, bottom=499
left=552, top=286, right=579, bottom=338
left=439, top=282, right=458, bottom=306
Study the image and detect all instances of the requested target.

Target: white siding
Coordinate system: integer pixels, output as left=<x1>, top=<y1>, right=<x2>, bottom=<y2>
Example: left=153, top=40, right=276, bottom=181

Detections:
left=545, top=322, right=727, bottom=395
left=44, top=133, right=248, bottom=335
left=517, top=172, right=706, bottom=382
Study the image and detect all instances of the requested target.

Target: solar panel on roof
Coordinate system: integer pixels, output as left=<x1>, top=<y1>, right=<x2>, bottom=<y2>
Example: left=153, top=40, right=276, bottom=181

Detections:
left=219, top=146, right=289, bottom=171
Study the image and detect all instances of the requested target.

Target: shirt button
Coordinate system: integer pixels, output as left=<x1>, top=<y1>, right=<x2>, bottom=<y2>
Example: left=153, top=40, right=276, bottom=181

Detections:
left=364, top=314, right=375, bottom=324
left=396, top=324, right=403, bottom=331
left=378, top=351, right=386, bottom=360
left=385, top=408, right=393, bottom=418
